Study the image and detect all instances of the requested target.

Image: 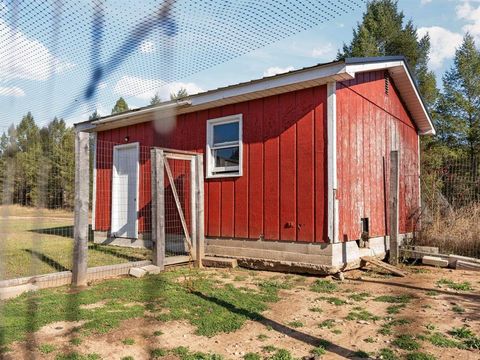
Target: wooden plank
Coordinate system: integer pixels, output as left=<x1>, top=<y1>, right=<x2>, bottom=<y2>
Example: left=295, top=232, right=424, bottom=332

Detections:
left=314, top=85, right=327, bottom=242
left=195, top=154, right=205, bottom=267
left=232, top=94, right=249, bottom=235
left=72, top=130, right=90, bottom=287
left=296, top=88, right=315, bottom=242
left=279, top=92, right=297, bottom=241
left=263, top=95, right=280, bottom=240
left=389, top=150, right=400, bottom=265
left=244, top=100, right=261, bottom=239
left=361, top=256, right=407, bottom=277
left=164, top=158, right=193, bottom=251
left=151, top=149, right=165, bottom=270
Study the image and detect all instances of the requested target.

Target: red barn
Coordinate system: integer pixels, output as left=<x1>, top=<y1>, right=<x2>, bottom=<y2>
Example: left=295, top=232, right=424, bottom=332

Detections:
left=77, top=56, right=434, bottom=273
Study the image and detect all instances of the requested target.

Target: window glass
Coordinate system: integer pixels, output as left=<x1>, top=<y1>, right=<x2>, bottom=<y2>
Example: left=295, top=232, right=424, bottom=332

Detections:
left=214, top=147, right=239, bottom=167
left=213, top=122, right=239, bottom=144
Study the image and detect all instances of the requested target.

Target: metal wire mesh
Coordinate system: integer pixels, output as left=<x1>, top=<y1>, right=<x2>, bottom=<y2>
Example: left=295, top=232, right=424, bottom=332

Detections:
left=164, top=156, right=192, bottom=257
left=0, top=0, right=366, bottom=122
left=416, top=156, right=480, bottom=258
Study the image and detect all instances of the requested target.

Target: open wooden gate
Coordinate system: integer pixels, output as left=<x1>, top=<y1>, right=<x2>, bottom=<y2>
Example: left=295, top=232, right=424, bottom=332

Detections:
left=151, top=148, right=204, bottom=268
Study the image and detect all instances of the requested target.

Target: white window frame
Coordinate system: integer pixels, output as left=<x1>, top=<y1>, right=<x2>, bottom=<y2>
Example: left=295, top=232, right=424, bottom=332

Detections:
left=206, top=114, right=243, bottom=179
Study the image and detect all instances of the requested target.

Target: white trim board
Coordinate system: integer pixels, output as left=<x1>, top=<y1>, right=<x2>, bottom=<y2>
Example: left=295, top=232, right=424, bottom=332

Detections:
left=327, top=82, right=338, bottom=244
left=78, top=58, right=434, bottom=136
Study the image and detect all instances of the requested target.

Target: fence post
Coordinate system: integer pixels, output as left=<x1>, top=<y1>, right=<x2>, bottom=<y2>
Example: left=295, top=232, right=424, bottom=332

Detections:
left=389, top=150, right=400, bottom=266
left=151, top=149, right=165, bottom=270
left=72, top=130, right=90, bottom=287
left=195, top=154, right=205, bottom=268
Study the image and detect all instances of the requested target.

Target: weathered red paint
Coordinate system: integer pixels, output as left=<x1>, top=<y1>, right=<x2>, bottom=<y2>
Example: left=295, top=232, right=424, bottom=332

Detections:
left=336, top=70, right=420, bottom=241
left=94, top=71, right=420, bottom=244
left=95, top=86, right=329, bottom=243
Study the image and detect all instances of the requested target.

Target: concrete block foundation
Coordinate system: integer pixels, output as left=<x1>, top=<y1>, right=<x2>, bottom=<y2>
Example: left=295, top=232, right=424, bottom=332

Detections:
left=205, top=235, right=412, bottom=274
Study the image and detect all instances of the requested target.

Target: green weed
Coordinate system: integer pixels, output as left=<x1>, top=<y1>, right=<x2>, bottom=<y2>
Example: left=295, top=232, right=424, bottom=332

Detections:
left=428, top=332, right=462, bottom=348
left=310, top=280, right=337, bottom=293
left=69, top=338, right=82, bottom=346
left=257, top=334, right=269, bottom=341
left=308, top=306, right=323, bottom=313
left=244, top=353, right=261, bottom=360
left=122, top=338, right=135, bottom=346
left=378, top=348, right=398, bottom=360
left=452, top=305, right=465, bottom=313
left=39, top=344, right=57, bottom=354
left=316, top=296, right=346, bottom=306
left=267, top=349, right=294, bottom=360
left=374, top=294, right=412, bottom=304
left=436, top=279, right=472, bottom=291
left=392, top=335, right=420, bottom=350
left=448, top=326, right=474, bottom=339
left=405, top=352, right=436, bottom=360
left=386, top=304, right=406, bottom=314
left=287, top=321, right=303, bottom=328
left=347, top=292, right=370, bottom=301
left=346, top=309, right=380, bottom=322
left=318, top=319, right=335, bottom=329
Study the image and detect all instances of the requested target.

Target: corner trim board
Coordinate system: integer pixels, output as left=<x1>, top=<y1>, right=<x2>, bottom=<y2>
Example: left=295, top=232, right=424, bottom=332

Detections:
left=327, top=82, right=338, bottom=243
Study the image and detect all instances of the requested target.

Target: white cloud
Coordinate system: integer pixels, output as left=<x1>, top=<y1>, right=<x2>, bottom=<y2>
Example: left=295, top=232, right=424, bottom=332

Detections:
left=457, top=1, right=480, bottom=43
left=0, top=86, right=25, bottom=97
left=98, top=81, right=108, bottom=90
left=0, top=19, right=74, bottom=81
left=263, top=66, right=294, bottom=77
left=311, top=43, right=335, bottom=59
left=418, top=26, right=463, bottom=69
left=113, top=75, right=203, bottom=101
left=140, top=40, right=156, bottom=53
left=421, top=0, right=432, bottom=5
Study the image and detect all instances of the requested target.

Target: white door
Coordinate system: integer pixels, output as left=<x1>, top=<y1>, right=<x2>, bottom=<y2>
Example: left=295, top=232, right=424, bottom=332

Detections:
left=111, top=143, right=139, bottom=238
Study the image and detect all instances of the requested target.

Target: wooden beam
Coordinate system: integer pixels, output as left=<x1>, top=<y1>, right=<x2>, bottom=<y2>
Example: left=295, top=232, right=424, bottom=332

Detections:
left=72, top=130, right=90, bottom=287
left=195, top=154, right=205, bottom=268
left=164, top=159, right=193, bottom=250
left=151, top=149, right=165, bottom=270
left=389, top=150, right=399, bottom=266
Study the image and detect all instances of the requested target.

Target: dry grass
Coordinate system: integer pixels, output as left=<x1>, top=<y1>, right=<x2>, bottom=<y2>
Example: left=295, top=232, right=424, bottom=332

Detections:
left=417, top=203, right=480, bottom=258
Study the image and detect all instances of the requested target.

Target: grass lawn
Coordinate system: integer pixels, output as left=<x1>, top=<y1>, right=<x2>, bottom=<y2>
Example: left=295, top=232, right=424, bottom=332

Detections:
left=0, top=206, right=151, bottom=280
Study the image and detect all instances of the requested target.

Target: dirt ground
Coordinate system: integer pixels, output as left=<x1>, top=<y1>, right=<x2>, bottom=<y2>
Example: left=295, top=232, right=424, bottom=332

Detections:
left=3, top=264, right=480, bottom=360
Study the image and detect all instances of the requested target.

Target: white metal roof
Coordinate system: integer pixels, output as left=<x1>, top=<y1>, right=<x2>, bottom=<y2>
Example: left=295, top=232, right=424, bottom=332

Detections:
left=76, top=56, right=435, bottom=135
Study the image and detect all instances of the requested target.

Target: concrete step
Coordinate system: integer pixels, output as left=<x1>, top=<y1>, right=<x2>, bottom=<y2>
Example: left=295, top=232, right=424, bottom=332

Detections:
left=455, top=260, right=480, bottom=271
left=422, top=255, right=449, bottom=268
left=140, top=265, right=161, bottom=274
left=202, top=256, right=238, bottom=268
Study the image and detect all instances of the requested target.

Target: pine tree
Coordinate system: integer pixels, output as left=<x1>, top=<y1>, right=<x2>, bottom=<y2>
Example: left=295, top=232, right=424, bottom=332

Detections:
left=338, top=0, right=438, bottom=108
left=436, top=34, right=480, bottom=160
left=111, top=97, right=129, bottom=114
left=89, top=109, right=100, bottom=120
left=170, top=88, right=188, bottom=100
left=14, top=113, right=42, bottom=206
left=150, top=92, right=162, bottom=105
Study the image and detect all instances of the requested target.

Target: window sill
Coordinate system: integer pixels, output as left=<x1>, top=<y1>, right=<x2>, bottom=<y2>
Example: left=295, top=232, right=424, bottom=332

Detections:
left=206, top=173, right=243, bottom=179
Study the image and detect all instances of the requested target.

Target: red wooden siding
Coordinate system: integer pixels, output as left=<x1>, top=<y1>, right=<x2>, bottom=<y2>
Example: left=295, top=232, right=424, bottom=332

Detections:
left=336, top=70, right=420, bottom=241
left=95, top=86, right=329, bottom=243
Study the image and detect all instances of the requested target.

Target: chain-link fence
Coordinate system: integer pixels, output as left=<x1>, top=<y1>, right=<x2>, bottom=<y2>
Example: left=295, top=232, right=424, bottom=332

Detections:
left=416, top=156, right=480, bottom=258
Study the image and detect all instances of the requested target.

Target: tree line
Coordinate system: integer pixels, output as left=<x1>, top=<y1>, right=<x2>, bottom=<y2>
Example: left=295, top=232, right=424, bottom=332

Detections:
left=0, top=89, right=189, bottom=209
left=1, top=0, right=479, bottom=209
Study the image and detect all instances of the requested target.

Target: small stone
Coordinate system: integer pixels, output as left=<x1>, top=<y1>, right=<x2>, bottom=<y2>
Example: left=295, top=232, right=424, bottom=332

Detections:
left=129, top=267, right=147, bottom=278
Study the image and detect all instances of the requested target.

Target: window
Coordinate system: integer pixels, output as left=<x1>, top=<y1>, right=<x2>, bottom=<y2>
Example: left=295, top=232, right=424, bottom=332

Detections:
left=206, top=114, right=243, bottom=178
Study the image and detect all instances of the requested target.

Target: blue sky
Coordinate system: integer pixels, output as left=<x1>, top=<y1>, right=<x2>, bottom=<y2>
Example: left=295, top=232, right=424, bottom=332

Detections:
left=0, top=0, right=477, bottom=131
